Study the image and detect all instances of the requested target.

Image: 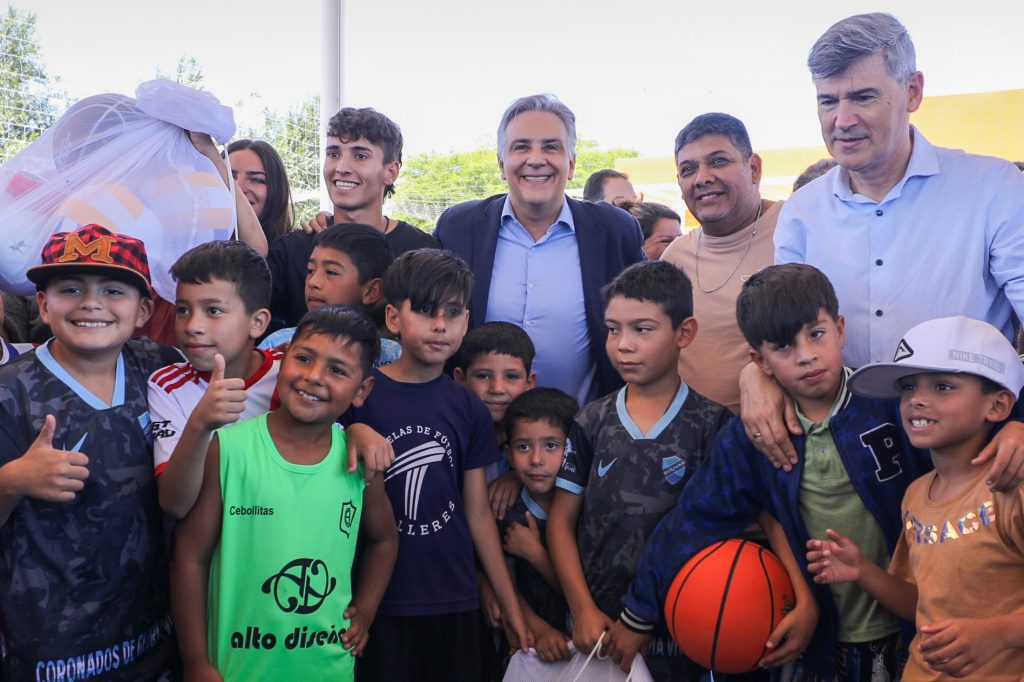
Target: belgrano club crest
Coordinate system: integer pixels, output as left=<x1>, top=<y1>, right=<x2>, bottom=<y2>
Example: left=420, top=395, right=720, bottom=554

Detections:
left=384, top=424, right=458, bottom=536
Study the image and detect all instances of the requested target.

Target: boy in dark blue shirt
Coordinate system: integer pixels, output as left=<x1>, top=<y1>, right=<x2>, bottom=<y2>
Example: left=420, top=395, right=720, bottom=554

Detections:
left=548, top=261, right=733, bottom=681
left=346, top=248, right=528, bottom=681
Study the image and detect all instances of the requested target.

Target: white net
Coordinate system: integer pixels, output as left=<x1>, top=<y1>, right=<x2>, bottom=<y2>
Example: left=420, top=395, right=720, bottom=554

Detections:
left=0, top=11, right=66, bottom=164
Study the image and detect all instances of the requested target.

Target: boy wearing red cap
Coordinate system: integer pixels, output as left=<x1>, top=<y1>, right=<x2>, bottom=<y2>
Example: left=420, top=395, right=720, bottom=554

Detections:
left=0, top=225, right=183, bottom=680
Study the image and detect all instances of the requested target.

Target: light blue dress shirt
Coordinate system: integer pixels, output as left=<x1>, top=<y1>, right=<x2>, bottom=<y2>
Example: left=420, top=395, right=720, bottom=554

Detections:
left=776, top=128, right=1024, bottom=368
left=485, top=196, right=595, bottom=404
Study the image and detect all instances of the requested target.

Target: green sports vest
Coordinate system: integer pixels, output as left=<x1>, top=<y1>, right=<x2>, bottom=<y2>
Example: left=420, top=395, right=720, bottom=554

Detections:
left=208, top=414, right=364, bottom=680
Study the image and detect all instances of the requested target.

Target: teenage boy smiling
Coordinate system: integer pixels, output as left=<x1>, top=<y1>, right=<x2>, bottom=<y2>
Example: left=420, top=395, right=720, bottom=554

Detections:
left=267, top=107, right=438, bottom=327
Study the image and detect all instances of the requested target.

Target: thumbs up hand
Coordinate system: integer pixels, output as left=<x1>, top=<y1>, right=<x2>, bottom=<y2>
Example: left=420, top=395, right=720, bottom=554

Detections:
left=195, top=354, right=248, bottom=431
left=10, top=415, right=90, bottom=503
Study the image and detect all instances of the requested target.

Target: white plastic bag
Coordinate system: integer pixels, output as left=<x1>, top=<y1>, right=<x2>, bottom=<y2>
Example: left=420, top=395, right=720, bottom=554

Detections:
left=135, top=79, right=235, bottom=144
left=0, top=83, right=236, bottom=301
left=503, top=636, right=653, bottom=682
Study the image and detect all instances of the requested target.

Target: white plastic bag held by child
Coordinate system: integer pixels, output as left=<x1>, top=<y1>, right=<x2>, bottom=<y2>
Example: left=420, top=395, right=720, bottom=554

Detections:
left=0, top=80, right=237, bottom=301
left=504, top=635, right=654, bottom=682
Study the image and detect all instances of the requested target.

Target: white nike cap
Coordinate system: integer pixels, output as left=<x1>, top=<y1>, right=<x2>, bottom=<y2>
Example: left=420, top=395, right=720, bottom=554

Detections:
left=848, top=316, right=1024, bottom=399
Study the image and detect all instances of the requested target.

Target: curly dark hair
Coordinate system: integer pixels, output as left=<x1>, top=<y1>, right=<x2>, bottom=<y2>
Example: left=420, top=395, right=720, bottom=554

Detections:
left=326, top=108, right=403, bottom=198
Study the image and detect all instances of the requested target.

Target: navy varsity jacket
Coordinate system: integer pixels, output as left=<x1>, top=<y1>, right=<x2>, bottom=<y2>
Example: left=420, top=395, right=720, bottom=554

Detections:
left=621, top=376, right=933, bottom=678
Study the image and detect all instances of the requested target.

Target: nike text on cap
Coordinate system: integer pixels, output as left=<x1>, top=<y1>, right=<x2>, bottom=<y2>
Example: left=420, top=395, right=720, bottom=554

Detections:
left=848, top=316, right=1024, bottom=399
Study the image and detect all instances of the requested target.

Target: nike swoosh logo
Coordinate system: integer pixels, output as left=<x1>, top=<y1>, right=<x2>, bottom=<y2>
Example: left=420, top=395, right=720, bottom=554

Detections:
left=68, top=433, right=87, bottom=452
left=597, top=458, right=617, bottom=477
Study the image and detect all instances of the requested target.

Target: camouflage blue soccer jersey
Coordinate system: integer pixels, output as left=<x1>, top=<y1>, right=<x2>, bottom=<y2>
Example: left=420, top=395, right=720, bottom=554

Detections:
left=0, top=337, right=182, bottom=681
left=555, top=383, right=730, bottom=620
left=496, top=488, right=568, bottom=631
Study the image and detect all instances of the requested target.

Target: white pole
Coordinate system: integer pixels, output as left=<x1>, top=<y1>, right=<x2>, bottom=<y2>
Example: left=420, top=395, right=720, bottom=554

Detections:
left=320, top=0, right=344, bottom=212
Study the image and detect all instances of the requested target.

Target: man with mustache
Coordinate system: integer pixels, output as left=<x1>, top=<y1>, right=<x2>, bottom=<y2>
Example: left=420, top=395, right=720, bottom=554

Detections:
left=660, top=112, right=781, bottom=414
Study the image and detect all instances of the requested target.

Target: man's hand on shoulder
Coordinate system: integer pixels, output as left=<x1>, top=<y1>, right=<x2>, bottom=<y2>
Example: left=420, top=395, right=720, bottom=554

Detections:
left=739, top=361, right=802, bottom=469
left=972, top=420, right=1024, bottom=491
left=301, top=211, right=332, bottom=234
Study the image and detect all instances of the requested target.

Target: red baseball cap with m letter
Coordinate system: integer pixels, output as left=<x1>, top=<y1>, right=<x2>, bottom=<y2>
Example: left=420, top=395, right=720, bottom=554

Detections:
left=26, top=224, right=153, bottom=297
left=849, top=316, right=1024, bottom=399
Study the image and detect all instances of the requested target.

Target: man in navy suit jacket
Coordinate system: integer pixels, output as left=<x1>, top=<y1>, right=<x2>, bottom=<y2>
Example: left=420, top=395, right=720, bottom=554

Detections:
left=435, top=94, right=645, bottom=403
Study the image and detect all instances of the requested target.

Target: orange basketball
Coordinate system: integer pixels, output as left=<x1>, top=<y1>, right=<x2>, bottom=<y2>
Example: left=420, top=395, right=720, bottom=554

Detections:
left=664, top=538, right=796, bottom=673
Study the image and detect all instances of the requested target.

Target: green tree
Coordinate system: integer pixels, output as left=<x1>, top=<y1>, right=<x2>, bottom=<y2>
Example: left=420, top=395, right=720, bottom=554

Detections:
left=390, top=141, right=639, bottom=229
left=156, top=54, right=205, bottom=90
left=0, top=6, right=63, bottom=161
left=240, top=95, right=321, bottom=225
left=390, top=147, right=505, bottom=229
left=569, top=140, right=640, bottom=191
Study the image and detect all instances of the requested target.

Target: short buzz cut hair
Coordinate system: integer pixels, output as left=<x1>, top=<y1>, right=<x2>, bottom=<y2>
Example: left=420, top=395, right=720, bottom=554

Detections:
left=504, top=387, right=579, bottom=446
left=291, top=304, right=380, bottom=379
left=454, top=321, right=536, bottom=374
left=808, top=12, right=917, bottom=84
left=314, top=223, right=394, bottom=285
left=674, top=112, right=753, bottom=159
left=170, top=240, right=271, bottom=313
left=326, top=107, right=403, bottom=198
left=497, top=94, right=577, bottom=160
left=792, top=158, right=838, bottom=192
left=602, top=260, right=693, bottom=328
left=382, top=248, right=473, bottom=313
left=736, top=264, right=839, bottom=349
left=583, top=169, right=629, bottom=203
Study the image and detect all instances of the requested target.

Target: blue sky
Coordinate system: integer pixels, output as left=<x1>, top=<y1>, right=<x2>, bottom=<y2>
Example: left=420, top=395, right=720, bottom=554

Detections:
left=15, top=0, right=1024, bottom=157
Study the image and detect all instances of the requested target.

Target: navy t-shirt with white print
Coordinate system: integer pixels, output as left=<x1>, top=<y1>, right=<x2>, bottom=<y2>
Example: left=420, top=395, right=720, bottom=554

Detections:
left=345, top=368, right=500, bottom=616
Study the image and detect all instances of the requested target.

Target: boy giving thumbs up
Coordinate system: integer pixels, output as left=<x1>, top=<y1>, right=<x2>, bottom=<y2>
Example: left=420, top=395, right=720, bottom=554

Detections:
left=149, top=240, right=395, bottom=520
left=147, top=241, right=281, bottom=518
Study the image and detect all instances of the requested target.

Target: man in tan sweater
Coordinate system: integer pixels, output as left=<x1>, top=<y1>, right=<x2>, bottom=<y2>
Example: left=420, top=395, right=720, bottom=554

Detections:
left=660, top=113, right=780, bottom=413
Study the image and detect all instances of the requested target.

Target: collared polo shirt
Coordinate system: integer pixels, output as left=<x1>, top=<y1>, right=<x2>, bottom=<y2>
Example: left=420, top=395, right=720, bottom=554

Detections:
left=795, top=370, right=899, bottom=643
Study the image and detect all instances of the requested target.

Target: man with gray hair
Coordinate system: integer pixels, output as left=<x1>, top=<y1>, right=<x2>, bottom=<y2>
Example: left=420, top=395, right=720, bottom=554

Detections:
left=435, top=94, right=645, bottom=403
left=742, top=13, right=1024, bottom=483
